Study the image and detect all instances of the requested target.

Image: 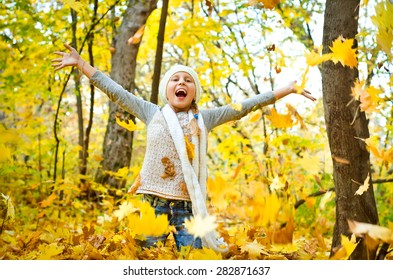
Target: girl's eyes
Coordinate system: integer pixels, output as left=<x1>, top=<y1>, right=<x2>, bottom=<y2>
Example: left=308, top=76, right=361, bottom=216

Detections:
left=171, top=77, right=193, bottom=83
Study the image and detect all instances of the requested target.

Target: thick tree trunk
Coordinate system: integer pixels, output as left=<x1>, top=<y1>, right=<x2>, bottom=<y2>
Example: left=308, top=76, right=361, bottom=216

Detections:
left=95, top=0, right=157, bottom=189
left=321, top=0, right=379, bottom=259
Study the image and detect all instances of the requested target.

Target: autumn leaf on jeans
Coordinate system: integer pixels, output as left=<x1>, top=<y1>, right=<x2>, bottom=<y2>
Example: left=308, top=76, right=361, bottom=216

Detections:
left=184, top=214, right=217, bottom=239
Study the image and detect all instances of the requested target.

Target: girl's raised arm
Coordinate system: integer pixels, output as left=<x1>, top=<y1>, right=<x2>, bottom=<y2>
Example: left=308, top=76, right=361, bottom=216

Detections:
left=51, top=43, right=96, bottom=79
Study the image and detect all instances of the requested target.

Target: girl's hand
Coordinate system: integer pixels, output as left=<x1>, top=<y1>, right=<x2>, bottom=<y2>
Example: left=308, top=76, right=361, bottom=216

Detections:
left=51, top=43, right=82, bottom=71
left=287, top=81, right=317, bottom=102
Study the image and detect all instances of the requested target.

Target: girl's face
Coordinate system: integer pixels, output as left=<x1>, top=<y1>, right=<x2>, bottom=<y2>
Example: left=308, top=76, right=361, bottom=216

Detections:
left=166, top=71, right=196, bottom=112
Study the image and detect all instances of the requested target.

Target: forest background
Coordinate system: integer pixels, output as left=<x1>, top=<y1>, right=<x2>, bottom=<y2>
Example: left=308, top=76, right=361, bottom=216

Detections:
left=0, top=0, right=392, bottom=260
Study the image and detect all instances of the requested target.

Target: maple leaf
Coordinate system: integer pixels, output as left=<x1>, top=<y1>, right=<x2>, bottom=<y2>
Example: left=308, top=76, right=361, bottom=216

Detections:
left=63, top=0, right=84, bottom=13
left=348, top=220, right=393, bottom=244
left=266, top=108, right=294, bottom=128
left=184, top=214, right=217, bottom=239
left=305, top=46, right=332, bottom=67
left=354, top=174, right=370, bottom=196
left=330, top=234, right=358, bottom=260
left=115, top=117, right=142, bottom=132
left=329, top=36, right=358, bottom=68
left=189, top=247, right=223, bottom=260
left=127, top=201, right=170, bottom=237
left=113, top=201, right=138, bottom=221
left=241, top=239, right=268, bottom=259
left=359, top=86, right=382, bottom=114
left=36, top=243, right=65, bottom=260
left=128, top=25, right=145, bottom=45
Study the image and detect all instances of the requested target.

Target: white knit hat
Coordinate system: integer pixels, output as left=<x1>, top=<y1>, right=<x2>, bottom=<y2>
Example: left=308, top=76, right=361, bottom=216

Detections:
left=159, top=65, right=202, bottom=105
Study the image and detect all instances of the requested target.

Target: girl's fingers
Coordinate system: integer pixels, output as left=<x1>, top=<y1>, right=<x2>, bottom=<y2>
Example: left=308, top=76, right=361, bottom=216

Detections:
left=51, top=58, right=62, bottom=63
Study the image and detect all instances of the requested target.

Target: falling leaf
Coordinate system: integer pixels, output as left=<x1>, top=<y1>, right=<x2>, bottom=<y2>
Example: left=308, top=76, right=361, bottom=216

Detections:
left=113, top=201, right=138, bottom=221
left=354, top=174, right=370, bottom=196
left=115, top=117, right=142, bottom=132
left=126, top=200, right=170, bottom=237
left=63, top=0, right=84, bottom=13
left=128, top=25, right=145, bottom=45
left=184, top=214, right=217, bottom=239
left=330, top=234, right=358, bottom=260
left=294, top=66, right=309, bottom=94
left=249, top=111, right=261, bottom=123
left=269, top=175, right=285, bottom=191
left=249, top=0, right=280, bottom=9
left=348, top=220, right=393, bottom=244
left=266, top=108, right=294, bottom=128
left=329, top=36, right=358, bottom=68
left=305, top=46, right=332, bottom=67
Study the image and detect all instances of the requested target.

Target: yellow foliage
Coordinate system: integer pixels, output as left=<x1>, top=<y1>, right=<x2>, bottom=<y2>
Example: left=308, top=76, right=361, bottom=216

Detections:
left=63, top=0, right=84, bottom=13
left=189, top=247, right=223, bottom=260
left=330, top=234, right=358, bottom=260
left=371, top=1, right=393, bottom=56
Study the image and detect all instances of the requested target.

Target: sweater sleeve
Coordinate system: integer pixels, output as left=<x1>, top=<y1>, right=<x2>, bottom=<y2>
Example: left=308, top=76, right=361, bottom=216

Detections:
left=201, top=91, right=275, bottom=131
left=90, top=71, right=159, bottom=124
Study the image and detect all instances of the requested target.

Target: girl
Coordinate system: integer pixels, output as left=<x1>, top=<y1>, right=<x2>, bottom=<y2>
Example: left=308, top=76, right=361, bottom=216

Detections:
left=52, top=44, right=316, bottom=253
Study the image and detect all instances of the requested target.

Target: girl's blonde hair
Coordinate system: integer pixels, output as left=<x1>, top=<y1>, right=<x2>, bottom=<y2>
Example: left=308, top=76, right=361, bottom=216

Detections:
left=189, top=100, right=201, bottom=136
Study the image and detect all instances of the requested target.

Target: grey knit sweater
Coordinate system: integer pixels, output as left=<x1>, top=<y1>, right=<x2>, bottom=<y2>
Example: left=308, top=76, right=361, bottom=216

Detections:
left=90, top=71, right=275, bottom=200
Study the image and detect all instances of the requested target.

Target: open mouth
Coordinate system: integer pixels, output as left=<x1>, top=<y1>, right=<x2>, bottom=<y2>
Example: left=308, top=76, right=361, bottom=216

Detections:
left=175, top=89, right=187, bottom=98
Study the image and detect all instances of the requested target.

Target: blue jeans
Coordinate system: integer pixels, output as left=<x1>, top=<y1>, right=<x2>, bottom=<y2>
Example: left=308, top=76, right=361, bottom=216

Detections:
left=139, top=194, right=202, bottom=250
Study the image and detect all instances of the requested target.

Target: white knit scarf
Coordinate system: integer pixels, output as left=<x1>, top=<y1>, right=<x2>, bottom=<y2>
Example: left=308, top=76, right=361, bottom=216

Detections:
left=162, top=104, right=228, bottom=253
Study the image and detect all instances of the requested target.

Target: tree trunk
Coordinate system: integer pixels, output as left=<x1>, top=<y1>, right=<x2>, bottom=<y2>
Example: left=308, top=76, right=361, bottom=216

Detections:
left=95, top=0, right=157, bottom=189
left=150, top=0, right=169, bottom=104
left=321, top=0, right=379, bottom=259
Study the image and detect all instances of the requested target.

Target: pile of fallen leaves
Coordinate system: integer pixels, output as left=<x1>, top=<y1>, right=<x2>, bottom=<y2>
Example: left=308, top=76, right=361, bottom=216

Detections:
left=1, top=181, right=392, bottom=260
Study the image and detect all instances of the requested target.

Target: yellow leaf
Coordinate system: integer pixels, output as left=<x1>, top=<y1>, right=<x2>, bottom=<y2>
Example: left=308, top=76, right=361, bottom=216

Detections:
left=249, top=0, right=280, bottom=10
left=351, top=79, right=365, bottom=100
left=189, top=247, right=223, bottom=260
left=329, top=36, right=358, bottom=68
left=63, top=0, right=84, bottom=13
left=360, top=85, right=382, bottom=114
left=184, top=214, right=217, bottom=239
left=266, top=108, right=294, bottom=128
left=127, top=200, right=169, bottom=237
left=269, top=175, right=285, bottom=191
left=128, top=25, right=145, bottom=45
left=348, top=220, right=393, bottom=244
left=241, top=239, right=268, bottom=259
left=294, top=66, right=309, bottom=94
left=371, top=1, right=393, bottom=56
left=305, top=46, right=333, bottom=67
left=115, top=117, right=142, bottom=132
left=184, top=136, right=195, bottom=161
left=330, top=234, right=358, bottom=260
left=354, top=174, right=370, bottom=196
left=36, top=243, right=65, bottom=260
left=0, top=144, right=11, bottom=162
left=40, top=192, right=57, bottom=208
left=113, top=201, right=138, bottom=221
left=249, top=111, right=261, bottom=123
